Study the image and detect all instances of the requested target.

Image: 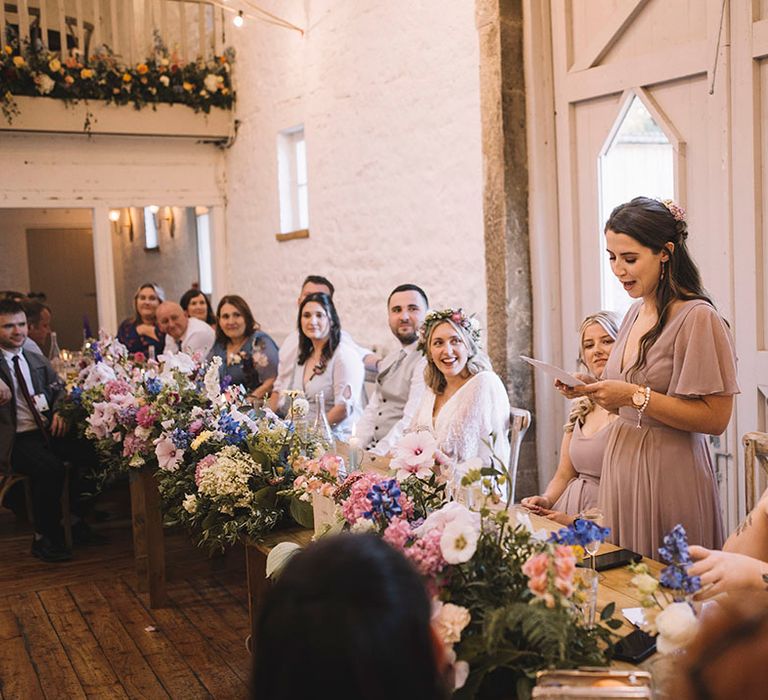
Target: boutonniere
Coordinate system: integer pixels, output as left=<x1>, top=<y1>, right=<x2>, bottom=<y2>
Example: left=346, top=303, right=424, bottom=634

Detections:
left=311, top=359, right=327, bottom=378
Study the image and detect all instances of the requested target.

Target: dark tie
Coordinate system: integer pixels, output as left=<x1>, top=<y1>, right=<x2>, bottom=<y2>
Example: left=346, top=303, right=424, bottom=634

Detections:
left=12, top=355, right=50, bottom=442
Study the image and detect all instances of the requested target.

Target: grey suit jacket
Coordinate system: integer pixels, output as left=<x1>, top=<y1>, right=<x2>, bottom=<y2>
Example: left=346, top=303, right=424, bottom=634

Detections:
left=0, top=349, right=64, bottom=471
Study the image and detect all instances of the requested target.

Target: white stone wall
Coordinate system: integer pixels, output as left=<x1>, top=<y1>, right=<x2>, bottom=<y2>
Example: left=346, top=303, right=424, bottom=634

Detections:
left=224, top=0, right=486, bottom=353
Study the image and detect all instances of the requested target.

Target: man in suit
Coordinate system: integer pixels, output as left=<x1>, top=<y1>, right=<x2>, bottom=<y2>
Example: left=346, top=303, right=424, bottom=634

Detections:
left=355, top=284, right=429, bottom=456
left=0, top=298, right=71, bottom=562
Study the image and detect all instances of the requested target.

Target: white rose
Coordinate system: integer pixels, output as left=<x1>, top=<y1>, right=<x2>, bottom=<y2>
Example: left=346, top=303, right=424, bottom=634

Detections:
left=292, top=397, right=310, bottom=418
left=34, top=73, right=55, bottom=95
left=159, top=75, right=170, bottom=87
left=203, top=73, right=220, bottom=93
left=655, top=602, right=698, bottom=654
left=631, top=572, right=660, bottom=597
left=182, top=494, right=198, bottom=514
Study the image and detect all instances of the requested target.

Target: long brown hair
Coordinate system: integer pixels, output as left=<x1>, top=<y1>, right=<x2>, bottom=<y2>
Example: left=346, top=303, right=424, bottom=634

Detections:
left=215, top=294, right=260, bottom=345
left=605, top=197, right=713, bottom=381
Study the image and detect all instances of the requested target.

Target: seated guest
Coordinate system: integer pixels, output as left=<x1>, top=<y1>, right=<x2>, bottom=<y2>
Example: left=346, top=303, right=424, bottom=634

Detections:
left=688, top=485, right=768, bottom=599
left=271, top=292, right=364, bottom=441
left=21, top=299, right=52, bottom=355
left=0, top=299, right=70, bottom=562
left=272, top=275, right=377, bottom=399
left=356, top=284, right=428, bottom=455
left=156, top=301, right=215, bottom=357
left=411, top=308, right=510, bottom=466
left=208, top=295, right=279, bottom=401
left=117, top=282, right=165, bottom=357
left=522, top=311, right=620, bottom=523
left=252, top=534, right=450, bottom=700
left=180, top=288, right=216, bottom=327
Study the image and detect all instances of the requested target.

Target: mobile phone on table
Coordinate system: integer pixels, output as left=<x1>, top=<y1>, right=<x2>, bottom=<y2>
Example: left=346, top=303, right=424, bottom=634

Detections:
left=577, top=548, right=643, bottom=571
left=613, top=629, right=657, bottom=663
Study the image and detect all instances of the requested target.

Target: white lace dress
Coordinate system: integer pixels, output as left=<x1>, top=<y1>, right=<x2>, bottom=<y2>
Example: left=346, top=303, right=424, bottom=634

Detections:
left=411, top=371, right=511, bottom=467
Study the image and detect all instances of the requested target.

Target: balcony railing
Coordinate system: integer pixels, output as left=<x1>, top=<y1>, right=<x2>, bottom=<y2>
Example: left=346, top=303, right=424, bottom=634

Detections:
left=1, top=0, right=227, bottom=64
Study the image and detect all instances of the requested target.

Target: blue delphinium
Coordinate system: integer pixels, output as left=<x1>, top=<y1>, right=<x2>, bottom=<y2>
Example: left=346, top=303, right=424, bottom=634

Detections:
left=218, top=412, right=248, bottom=445
left=549, top=518, right=611, bottom=548
left=92, top=342, right=103, bottom=363
left=70, top=386, right=83, bottom=404
left=145, top=377, right=163, bottom=396
left=364, top=479, right=403, bottom=524
left=171, top=428, right=191, bottom=450
left=658, top=524, right=701, bottom=598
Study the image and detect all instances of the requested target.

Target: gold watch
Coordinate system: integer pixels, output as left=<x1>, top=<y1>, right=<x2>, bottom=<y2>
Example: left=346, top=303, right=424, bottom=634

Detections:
left=631, top=386, right=646, bottom=408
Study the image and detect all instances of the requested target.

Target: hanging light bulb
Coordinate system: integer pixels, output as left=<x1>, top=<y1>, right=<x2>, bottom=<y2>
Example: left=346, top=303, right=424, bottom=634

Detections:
left=108, top=209, right=121, bottom=222
left=233, top=10, right=244, bottom=28
left=148, top=205, right=159, bottom=214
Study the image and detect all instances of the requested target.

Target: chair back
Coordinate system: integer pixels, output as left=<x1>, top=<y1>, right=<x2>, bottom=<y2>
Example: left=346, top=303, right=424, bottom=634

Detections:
left=743, top=431, right=768, bottom=512
left=508, top=407, right=531, bottom=502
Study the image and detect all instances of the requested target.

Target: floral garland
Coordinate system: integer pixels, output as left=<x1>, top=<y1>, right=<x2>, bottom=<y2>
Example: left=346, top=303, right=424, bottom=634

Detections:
left=1, top=32, right=234, bottom=124
left=417, top=307, right=482, bottom=355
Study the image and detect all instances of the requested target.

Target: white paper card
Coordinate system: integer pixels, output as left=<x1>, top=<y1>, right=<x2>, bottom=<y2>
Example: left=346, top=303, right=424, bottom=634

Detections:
left=33, top=394, right=50, bottom=412
left=519, top=355, right=586, bottom=387
left=622, top=607, right=646, bottom=628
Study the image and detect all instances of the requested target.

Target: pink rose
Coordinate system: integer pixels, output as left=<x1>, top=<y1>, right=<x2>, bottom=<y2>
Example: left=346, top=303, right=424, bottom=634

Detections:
left=522, top=552, right=549, bottom=579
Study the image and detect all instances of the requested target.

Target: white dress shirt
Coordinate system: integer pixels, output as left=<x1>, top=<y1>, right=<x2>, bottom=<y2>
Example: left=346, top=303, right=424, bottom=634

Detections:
left=355, top=341, right=426, bottom=456
left=163, top=317, right=215, bottom=357
left=2, top=348, right=39, bottom=432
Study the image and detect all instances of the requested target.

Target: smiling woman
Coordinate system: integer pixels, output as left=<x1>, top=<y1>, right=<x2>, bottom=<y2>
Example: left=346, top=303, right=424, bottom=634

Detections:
left=411, top=308, right=510, bottom=470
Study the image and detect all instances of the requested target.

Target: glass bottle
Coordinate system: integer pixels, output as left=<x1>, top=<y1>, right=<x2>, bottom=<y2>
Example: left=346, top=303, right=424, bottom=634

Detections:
left=312, top=391, right=336, bottom=454
left=148, top=346, right=156, bottom=362
left=48, top=331, right=64, bottom=376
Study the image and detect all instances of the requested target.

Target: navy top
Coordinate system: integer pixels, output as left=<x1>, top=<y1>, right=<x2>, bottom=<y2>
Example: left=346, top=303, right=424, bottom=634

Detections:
left=117, top=319, right=165, bottom=357
left=207, top=331, right=280, bottom=393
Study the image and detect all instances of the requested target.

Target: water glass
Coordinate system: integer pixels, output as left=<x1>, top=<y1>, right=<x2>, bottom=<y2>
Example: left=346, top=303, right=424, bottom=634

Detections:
left=575, top=568, right=600, bottom=627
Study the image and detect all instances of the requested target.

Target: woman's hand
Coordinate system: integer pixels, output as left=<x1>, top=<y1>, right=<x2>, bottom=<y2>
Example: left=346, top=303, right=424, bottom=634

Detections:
left=689, top=545, right=768, bottom=599
left=521, top=495, right=552, bottom=510
left=564, top=380, right=636, bottom=412
left=531, top=507, right=573, bottom=526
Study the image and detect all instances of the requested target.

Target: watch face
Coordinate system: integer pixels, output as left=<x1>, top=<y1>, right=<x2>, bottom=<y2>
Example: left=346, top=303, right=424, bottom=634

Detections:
left=632, top=389, right=645, bottom=408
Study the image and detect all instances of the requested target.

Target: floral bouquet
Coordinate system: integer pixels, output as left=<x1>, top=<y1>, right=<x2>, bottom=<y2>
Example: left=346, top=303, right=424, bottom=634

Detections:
left=328, top=464, right=621, bottom=698
left=156, top=365, right=326, bottom=550
left=629, top=524, right=702, bottom=654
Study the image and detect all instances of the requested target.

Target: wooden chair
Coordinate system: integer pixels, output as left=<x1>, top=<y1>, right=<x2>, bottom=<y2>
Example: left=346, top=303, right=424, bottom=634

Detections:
left=508, top=407, right=532, bottom=503
left=0, top=465, right=72, bottom=549
left=743, top=431, right=768, bottom=513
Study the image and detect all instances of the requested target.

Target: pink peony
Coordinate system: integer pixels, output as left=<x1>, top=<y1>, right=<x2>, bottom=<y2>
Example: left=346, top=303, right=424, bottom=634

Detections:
left=133, top=352, right=146, bottom=363
left=104, top=379, right=133, bottom=400
left=136, top=405, right=157, bottom=428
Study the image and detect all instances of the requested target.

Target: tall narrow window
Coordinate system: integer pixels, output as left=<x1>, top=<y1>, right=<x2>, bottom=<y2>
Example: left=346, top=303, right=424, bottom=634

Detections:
left=277, top=125, right=309, bottom=233
left=599, top=95, right=675, bottom=316
left=144, top=207, right=159, bottom=250
left=195, top=207, right=213, bottom=295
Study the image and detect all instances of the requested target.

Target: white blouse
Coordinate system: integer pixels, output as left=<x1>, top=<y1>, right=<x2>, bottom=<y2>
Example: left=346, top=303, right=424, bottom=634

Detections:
left=287, top=339, right=365, bottom=441
left=412, top=371, right=511, bottom=468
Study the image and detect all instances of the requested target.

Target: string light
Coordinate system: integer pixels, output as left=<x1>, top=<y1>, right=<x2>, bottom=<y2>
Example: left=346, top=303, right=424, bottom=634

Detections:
left=233, top=10, right=244, bottom=28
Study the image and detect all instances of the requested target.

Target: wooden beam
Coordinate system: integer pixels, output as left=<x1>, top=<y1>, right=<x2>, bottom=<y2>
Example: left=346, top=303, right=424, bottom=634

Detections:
left=275, top=228, right=309, bottom=242
left=570, top=0, right=649, bottom=72
left=564, top=40, right=708, bottom=104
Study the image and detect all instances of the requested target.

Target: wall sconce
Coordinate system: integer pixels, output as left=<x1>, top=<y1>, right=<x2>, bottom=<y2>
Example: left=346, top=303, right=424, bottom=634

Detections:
left=109, top=208, right=134, bottom=241
left=162, top=206, right=175, bottom=238
left=108, top=209, right=120, bottom=234
left=147, top=205, right=175, bottom=238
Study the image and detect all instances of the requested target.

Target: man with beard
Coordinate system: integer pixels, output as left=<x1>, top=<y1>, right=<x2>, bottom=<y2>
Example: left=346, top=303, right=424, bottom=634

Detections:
left=355, top=284, right=428, bottom=456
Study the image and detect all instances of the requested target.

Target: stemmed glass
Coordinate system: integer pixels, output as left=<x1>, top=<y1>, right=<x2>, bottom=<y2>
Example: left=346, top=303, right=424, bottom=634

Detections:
left=579, top=507, right=605, bottom=570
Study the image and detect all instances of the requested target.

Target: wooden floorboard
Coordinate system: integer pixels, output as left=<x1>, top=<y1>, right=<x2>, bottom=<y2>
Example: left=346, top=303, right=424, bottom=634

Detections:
left=0, top=484, right=251, bottom=700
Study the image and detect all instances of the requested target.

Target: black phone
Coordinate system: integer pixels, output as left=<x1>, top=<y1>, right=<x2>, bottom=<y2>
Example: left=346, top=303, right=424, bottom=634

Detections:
left=613, top=629, right=657, bottom=663
left=577, top=548, right=643, bottom=571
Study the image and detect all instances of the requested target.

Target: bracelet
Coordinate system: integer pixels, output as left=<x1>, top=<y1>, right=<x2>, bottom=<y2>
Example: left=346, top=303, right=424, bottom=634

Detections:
left=635, top=386, right=651, bottom=428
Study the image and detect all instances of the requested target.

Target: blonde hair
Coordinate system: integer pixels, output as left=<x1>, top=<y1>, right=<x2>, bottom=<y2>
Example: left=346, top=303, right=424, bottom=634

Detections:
left=423, top=318, right=492, bottom=393
left=565, top=310, right=622, bottom=432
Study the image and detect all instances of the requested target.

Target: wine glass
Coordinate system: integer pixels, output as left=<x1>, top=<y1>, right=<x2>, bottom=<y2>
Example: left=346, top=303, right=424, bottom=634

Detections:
left=579, top=507, right=605, bottom=570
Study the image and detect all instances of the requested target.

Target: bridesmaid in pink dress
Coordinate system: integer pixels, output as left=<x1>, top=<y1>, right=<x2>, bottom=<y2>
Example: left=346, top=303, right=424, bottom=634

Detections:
left=560, top=197, right=739, bottom=559
left=522, top=311, right=621, bottom=525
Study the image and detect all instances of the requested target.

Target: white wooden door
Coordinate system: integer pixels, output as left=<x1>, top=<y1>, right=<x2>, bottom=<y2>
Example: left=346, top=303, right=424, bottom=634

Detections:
left=544, top=0, right=740, bottom=528
left=730, top=0, right=768, bottom=516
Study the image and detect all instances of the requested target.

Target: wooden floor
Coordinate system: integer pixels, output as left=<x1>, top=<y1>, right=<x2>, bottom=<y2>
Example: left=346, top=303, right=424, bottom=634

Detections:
left=0, top=485, right=252, bottom=700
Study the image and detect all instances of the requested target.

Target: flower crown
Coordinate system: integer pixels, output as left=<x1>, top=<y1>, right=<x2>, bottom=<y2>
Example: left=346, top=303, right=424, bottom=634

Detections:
left=417, top=308, right=482, bottom=354
left=660, top=198, right=686, bottom=222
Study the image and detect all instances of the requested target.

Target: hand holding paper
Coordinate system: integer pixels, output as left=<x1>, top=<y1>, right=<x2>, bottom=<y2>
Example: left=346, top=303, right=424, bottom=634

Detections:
left=519, top=355, right=585, bottom=388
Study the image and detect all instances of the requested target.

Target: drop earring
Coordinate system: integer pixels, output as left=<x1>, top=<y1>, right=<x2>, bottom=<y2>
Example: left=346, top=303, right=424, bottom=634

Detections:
left=660, top=260, right=666, bottom=280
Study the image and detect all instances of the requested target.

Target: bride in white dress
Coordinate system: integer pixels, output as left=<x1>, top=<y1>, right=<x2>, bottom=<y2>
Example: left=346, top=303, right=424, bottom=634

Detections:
left=411, top=309, right=510, bottom=468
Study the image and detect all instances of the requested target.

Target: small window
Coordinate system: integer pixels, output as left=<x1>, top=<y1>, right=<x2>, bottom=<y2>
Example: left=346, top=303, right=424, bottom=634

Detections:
left=195, top=207, right=213, bottom=295
left=144, top=207, right=159, bottom=250
left=277, top=125, right=309, bottom=233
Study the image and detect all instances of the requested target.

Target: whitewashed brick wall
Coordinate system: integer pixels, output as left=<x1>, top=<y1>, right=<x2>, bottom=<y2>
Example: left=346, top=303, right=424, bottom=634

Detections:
left=224, top=0, right=487, bottom=354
